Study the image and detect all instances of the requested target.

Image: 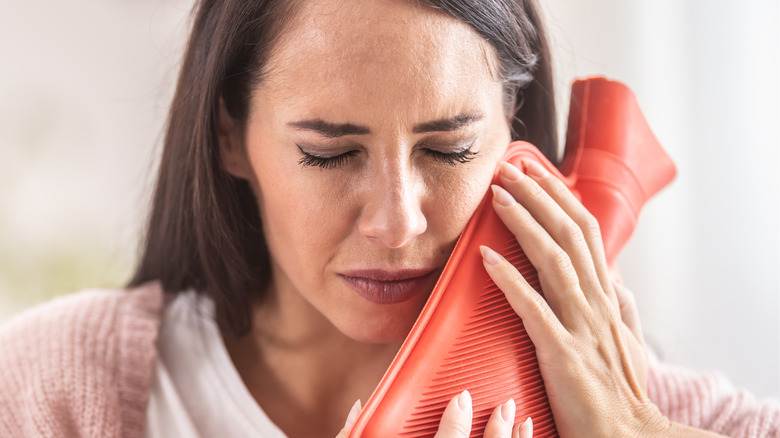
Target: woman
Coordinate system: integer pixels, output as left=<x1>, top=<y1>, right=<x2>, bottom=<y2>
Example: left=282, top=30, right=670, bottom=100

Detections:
left=0, top=0, right=777, bottom=437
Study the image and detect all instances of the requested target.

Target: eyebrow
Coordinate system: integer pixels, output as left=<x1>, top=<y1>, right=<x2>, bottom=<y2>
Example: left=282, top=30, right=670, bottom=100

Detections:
left=412, top=113, right=483, bottom=133
left=287, top=120, right=370, bottom=138
left=287, top=113, right=483, bottom=138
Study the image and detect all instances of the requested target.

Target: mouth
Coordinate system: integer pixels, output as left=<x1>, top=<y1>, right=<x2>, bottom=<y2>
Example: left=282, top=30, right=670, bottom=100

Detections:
left=340, top=268, right=439, bottom=305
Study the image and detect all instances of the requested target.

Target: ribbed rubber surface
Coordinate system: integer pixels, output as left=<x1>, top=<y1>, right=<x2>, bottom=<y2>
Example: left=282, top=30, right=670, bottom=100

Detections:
left=400, top=234, right=555, bottom=437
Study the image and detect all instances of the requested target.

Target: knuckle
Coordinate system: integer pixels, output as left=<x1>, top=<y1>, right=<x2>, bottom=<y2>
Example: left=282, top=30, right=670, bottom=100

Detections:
left=598, top=295, right=620, bottom=319
left=533, top=292, right=554, bottom=319
left=615, top=283, right=637, bottom=307
left=451, top=425, right=471, bottom=438
left=544, top=249, right=578, bottom=286
left=550, top=178, right=570, bottom=198
left=513, top=209, right=536, bottom=228
left=578, top=211, right=603, bottom=242
left=548, top=249, right=572, bottom=274
left=505, top=269, right=528, bottom=293
left=527, top=180, right=546, bottom=200
left=558, top=218, right=586, bottom=248
left=437, top=424, right=470, bottom=438
left=448, top=421, right=472, bottom=438
left=558, top=328, right=578, bottom=350
left=507, top=269, right=528, bottom=291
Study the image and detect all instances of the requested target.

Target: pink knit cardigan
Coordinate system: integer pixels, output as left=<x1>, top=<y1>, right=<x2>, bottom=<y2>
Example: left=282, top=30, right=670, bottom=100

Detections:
left=0, top=282, right=778, bottom=437
left=0, top=283, right=162, bottom=438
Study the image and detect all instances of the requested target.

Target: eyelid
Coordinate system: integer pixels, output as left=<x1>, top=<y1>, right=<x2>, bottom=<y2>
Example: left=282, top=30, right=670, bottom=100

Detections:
left=416, top=136, right=478, bottom=152
left=296, top=141, right=363, bottom=157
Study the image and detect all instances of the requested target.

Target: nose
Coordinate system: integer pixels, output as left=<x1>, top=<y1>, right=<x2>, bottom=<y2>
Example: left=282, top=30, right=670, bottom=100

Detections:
left=357, top=164, right=427, bottom=249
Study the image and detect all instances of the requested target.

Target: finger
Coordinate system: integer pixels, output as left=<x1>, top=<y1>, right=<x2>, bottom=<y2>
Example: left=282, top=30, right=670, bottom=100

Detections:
left=499, top=161, right=601, bottom=287
left=491, top=184, right=589, bottom=327
left=498, top=160, right=610, bottom=305
left=613, top=281, right=644, bottom=343
left=510, top=159, right=618, bottom=309
left=434, top=390, right=473, bottom=438
left=512, top=417, right=533, bottom=438
left=481, top=245, right=569, bottom=347
left=335, top=399, right=362, bottom=438
left=609, top=263, right=623, bottom=285
left=483, top=399, right=515, bottom=438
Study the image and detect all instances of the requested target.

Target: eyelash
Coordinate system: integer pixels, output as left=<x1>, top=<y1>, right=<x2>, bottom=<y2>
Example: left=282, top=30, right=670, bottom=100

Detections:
left=296, top=142, right=478, bottom=169
left=297, top=148, right=358, bottom=169
left=425, top=145, right=478, bottom=166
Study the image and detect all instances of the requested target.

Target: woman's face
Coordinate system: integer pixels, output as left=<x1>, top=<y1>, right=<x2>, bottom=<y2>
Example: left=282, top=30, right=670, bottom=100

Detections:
left=222, top=0, right=512, bottom=343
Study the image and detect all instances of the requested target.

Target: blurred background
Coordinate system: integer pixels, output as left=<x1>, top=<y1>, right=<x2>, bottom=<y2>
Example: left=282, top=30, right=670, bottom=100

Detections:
left=545, top=0, right=780, bottom=400
left=1, top=0, right=778, bottom=400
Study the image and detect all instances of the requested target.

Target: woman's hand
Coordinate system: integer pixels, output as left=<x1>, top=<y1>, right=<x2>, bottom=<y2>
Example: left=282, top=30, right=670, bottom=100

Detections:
left=335, top=400, right=362, bottom=438
left=477, top=160, right=669, bottom=437
left=335, top=394, right=534, bottom=438
left=434, top=391, right=533, bottom=438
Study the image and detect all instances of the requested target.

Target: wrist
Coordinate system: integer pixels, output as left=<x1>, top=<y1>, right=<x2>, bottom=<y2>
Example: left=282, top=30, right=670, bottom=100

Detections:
left=668, top=422, right=728, bottom=438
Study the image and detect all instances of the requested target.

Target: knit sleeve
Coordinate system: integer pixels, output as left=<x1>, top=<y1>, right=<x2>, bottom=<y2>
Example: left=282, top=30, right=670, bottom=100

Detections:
left=0, top=282, right=163, bottom=438
left=648, top=360, right=780, bottom=437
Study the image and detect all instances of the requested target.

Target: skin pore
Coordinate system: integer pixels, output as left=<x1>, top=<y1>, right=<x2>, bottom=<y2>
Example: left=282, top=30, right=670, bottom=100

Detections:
left=219, top=0, right=512, bottom=436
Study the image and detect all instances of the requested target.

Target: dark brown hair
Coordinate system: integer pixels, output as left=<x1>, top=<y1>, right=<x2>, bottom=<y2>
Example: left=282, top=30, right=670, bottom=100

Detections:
left=129, top=0, right=557, bottom=338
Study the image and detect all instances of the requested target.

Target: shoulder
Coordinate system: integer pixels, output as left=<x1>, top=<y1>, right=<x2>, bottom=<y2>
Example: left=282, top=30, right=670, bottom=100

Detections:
left=0, top=282, right=165, bottom=437
left=0, top=281, right=164, bottom=362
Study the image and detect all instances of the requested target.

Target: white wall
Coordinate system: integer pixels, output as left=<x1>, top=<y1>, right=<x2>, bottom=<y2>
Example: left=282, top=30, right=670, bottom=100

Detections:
left=1, top=0, right=778, bottom=400
left=0, top=0, right=192, bottom=319
left=542, top=0, right=780, bottom=398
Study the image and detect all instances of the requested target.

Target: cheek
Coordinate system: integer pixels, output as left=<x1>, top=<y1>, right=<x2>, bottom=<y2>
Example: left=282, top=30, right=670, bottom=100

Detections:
left=427, top=138, right=510, bottom=241
left=423, top=161, right=497, bottom=245
left=249, top=156, right=354, bottom=263
left=432, top=173, right=482, bottom=216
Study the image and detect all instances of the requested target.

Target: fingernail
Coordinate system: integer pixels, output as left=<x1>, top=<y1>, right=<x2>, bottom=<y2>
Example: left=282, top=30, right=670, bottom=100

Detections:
left=499, top=161, right=524, bottom=181
left=523, top=159, right=547, bottom=178
left=480, top=245, right=501, bottom=266
left=491, top=185, right=515, bottom=207
left=457, top=390, right=472, bottom=411
left=344, top=399, right=362, bottom=429
left=501, top=398, right=516, bottom=423
left=520, top=417, right=533, bottom=438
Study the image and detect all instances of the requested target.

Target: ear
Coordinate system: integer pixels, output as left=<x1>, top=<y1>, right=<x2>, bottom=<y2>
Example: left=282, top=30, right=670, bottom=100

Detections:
left=218, top=98, right=254, bottom=180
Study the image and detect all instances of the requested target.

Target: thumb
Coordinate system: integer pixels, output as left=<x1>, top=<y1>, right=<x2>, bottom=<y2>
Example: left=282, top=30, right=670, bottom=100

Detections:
left=335, top=399, right=362, bottom=438
left=434, top=390, right=473, bottom=438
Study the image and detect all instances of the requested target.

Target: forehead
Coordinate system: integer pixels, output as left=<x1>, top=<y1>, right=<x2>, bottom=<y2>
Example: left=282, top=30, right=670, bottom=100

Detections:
left=257, top=0, right=500, bottom=117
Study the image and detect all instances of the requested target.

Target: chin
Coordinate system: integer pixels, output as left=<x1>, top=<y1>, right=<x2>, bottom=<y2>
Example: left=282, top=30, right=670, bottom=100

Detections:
left=332, top=274, right=440, bottom=344
left=338, top=311, right=420, bottom=344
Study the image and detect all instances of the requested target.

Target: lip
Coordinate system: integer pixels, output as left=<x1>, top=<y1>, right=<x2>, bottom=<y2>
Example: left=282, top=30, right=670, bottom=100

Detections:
left=340, top=269, right=438, bottom=305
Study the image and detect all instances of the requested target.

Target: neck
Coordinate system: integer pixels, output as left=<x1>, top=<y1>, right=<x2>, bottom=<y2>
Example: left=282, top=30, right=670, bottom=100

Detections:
left=223, top=283, right=402, bottom=438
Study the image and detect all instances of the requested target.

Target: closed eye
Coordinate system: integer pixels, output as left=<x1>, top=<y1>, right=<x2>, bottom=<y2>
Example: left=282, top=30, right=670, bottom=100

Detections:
left=424, top=147, right=478, bottom=165
left=421, top=139, right=478, bottom=165
left=295, top=140, right=478, bottom=169
left=297, top=145, right=359, bottom=169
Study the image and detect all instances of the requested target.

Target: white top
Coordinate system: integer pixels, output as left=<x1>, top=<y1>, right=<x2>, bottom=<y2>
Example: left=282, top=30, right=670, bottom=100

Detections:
left=145, top=291, right=288, bottom=438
